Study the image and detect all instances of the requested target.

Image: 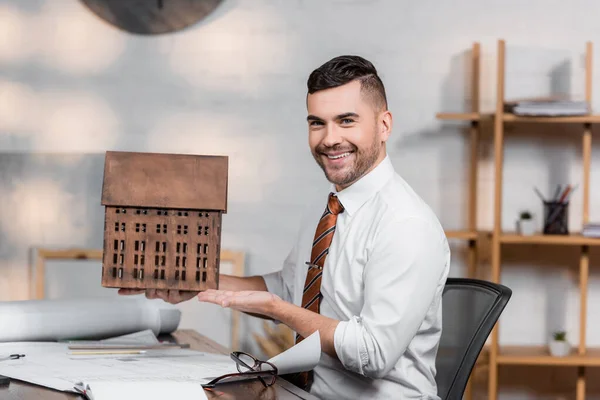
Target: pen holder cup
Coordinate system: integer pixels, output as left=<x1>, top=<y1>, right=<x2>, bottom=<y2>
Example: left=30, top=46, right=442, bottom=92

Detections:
left=543, top=201, right=569, bottom=235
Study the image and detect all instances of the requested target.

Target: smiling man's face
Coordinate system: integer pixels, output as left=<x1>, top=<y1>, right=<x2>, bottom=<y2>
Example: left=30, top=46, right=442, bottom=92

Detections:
left=307, top=79, right=391, bottom=191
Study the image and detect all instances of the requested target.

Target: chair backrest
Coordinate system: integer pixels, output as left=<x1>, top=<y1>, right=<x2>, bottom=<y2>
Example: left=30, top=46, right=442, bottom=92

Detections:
left=435, top=278, right=512, bottom=400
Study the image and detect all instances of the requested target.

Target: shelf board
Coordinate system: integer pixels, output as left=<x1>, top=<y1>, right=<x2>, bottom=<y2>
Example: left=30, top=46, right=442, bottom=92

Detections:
left=500, top=232, right=600, bottom=246
left=437, top=112, right=600, bottom=123
left=436, top=112, right=482, bottom=121
left=498, top=345, right=600, bottom=366
left=37, top=248, right=103, bottom=259
left=445, top=230, right=478, bottom=240
left=503, top=113, right=600, bottom=123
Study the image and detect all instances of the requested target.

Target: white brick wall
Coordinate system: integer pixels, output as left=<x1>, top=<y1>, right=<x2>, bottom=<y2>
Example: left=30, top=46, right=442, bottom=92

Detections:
left=2, top=0, right=600, bottom=396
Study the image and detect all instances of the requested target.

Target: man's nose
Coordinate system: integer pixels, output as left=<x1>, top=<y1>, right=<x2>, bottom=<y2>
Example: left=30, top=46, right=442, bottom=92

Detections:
left=322, top=124, right=342, bottom=147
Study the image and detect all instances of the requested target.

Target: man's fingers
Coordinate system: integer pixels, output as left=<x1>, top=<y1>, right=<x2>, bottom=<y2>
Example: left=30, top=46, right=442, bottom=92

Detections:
left=198, top=290, right=233, bottom=307
left=197, top=291, right=220, bottom=303
left=215, top=293, right=232, bottom=307
left=119, top=288, right=224, bottom=305
left=118, top=289, right=144, bottom=296
left=221, top=296, right=234, bottom=307
left=168, top=290, right=196, bottom=304
left=157, top=291, right=170, bottom=302
left=179, top=291, right=199, bottom=302
left=167, top=291, right=179, bottom=304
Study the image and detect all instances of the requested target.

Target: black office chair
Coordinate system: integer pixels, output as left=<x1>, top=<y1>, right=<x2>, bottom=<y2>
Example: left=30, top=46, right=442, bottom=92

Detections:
left=435, top=278, right=512, bottom=400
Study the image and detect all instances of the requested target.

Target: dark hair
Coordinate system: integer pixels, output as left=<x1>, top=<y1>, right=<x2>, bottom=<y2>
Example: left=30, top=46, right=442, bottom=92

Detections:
left=307, top=55, right=388, bottom=110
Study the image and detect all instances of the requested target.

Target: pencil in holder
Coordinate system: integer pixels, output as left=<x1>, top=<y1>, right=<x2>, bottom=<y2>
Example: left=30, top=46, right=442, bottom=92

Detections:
left=543, top=201, right=569, bottom=235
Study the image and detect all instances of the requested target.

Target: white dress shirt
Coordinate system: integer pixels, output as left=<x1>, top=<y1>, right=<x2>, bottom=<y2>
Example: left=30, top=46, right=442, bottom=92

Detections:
left=263, top=154, right=450, bottom=400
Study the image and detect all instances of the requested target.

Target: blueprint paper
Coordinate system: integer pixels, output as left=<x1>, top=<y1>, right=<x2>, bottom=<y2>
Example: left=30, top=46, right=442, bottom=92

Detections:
left=0, top=341, right=236, bottom=394
left=0, top=331, right=321, bottom=399
left=0, top=297, right=180, bottom=342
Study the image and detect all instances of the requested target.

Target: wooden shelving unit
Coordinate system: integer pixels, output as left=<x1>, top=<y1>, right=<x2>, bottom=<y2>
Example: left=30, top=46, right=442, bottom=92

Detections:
left=439, top=41, right=483, bottom=283
left=436, top=42, right=485, bottom=400
left=437, top=39, right=600, bottom=400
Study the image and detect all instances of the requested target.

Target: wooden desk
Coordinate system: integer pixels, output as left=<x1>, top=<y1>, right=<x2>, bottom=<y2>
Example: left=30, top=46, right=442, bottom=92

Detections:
left=0, top=329, right=318, bottom=400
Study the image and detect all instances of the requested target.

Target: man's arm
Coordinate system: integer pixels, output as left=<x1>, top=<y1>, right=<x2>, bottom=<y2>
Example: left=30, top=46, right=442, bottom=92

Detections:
left=220, top=274, right=268, bottom=292
left=333, top=216, right=449, bottom=378
left=196, top=290, right=341, bottom=359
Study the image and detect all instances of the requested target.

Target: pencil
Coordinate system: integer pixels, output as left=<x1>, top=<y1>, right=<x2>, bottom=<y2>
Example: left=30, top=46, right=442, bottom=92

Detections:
left=533, top=186, right=546, bottom=202
left=558, top=184, right=572, bottom=203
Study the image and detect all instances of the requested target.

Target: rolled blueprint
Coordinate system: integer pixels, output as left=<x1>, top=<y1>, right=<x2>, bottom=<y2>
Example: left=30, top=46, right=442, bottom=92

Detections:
left=0, top=297, right=180, bottom=342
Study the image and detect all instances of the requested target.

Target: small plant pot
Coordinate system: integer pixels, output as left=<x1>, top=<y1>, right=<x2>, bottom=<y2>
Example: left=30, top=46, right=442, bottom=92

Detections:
left=549, top=340, right=570, bottom=357
left=518, top=219, right=536, bottom=236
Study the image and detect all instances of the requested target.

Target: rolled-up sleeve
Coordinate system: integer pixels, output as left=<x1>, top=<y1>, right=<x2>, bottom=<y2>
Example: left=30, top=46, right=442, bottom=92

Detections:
left=334, top=216, right=449, bottom=379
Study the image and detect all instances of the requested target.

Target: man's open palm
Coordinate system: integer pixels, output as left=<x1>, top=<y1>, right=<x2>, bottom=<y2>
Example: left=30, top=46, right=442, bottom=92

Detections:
left=197, top=289, right=280, bottom=317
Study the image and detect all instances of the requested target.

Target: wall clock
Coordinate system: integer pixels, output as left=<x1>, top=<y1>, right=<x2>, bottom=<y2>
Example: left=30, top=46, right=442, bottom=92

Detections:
left=80, top=0, right=224, bottom=35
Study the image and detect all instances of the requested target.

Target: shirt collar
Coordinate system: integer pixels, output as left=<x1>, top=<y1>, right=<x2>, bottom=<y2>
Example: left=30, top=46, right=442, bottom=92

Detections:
left=332, top=155, right=395, bottom=216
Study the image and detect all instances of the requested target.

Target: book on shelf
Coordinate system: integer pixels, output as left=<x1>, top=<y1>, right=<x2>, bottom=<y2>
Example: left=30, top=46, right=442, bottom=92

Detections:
left=582, top=223, right=600, bottom=237
left=504, top=96, right=590, bottom=116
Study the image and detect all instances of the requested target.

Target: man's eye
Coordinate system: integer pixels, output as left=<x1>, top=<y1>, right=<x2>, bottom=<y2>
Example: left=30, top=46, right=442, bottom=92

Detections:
left=309, top=121, right=324, bottom=126
left=341, top=118, right=354, bottom=124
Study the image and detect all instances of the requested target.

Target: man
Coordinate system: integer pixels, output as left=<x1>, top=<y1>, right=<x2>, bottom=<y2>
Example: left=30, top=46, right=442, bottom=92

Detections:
left=120, top=55, right=450, bottom=399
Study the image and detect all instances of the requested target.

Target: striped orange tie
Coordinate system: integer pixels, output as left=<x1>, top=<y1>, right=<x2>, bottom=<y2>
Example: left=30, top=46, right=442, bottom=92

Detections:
left=298, top=192, right=344, bottom=340
left=289, top=193, right=344, bottom=389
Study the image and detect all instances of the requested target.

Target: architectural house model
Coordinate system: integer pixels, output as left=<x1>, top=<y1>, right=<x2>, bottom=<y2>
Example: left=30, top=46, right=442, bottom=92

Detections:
left=100, top=151, right=228, bottom=291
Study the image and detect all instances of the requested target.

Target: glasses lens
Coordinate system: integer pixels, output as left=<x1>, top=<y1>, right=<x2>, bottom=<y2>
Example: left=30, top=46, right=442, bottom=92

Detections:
left=257, top=361, right=276, bottom=373
left=236, top=353, right=257, bottom=372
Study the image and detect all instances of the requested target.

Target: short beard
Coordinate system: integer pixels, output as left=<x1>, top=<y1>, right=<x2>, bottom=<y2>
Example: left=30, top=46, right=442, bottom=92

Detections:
left=313, top=135, right=381, bottom=189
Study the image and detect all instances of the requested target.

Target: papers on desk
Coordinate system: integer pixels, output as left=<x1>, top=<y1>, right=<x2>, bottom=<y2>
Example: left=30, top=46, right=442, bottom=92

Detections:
left=66, top=329, right=161, bottom=346
left=76, top=381, right=209, bottom=400
left=1, top=342, right=230, bottom=399
left=0, top=330, right=322, bottom=400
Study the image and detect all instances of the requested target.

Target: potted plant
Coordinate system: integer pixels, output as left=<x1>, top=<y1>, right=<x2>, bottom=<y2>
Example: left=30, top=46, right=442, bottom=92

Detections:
left=517, top=210, right=535, bottom=235
left=549, top=331, right=570, bottom=357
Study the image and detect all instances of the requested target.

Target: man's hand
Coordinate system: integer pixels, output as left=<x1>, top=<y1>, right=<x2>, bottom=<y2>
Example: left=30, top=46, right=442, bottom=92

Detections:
left=118, top=288, right=198, bottom=304
left=197, top=290, right=280, bottom=318
left=117, top=274, right=268, bottom=305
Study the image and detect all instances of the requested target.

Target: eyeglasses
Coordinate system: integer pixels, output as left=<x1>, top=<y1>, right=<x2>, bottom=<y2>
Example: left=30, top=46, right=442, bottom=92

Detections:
left=202, top=351, right=278, bottom=388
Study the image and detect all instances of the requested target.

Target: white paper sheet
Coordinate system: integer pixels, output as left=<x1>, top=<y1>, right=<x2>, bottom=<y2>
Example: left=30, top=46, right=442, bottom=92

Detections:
left=0, top=341, right=237, bottom=394
left=268, top=331, right=321, bottom=375
left=0, top=297, right=180, bottom=342
left=80, top=381, right=208, bottom=400
left=64, top=329, right=160, bottom=347
left=100, top=329, right=161, bottom=345
left=0, top=331, right=322, bottom=399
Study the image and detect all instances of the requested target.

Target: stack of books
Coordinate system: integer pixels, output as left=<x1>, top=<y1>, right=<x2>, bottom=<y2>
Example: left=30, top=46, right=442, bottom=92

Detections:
left=582, top=223, right=600, bottom=237
left=505, top=97, right=590, bottom=116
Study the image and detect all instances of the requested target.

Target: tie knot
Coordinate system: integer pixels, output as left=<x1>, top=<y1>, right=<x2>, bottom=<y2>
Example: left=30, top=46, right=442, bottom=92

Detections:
left=328, top=193, right=344, bottom=215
